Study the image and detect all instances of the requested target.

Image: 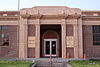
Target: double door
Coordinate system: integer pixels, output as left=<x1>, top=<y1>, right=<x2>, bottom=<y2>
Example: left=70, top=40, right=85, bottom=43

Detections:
left=44, top=39, right=57, bottom=56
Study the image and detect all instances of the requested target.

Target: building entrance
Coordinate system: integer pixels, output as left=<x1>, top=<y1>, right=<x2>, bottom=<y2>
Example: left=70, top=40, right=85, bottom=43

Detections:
left=44, top=39, right=57, bottom=56
left=40, top=25, right=61, bottom=58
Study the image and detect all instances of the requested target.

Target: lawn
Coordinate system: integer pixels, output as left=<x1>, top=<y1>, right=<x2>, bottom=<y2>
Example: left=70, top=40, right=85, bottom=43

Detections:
left=69, top=60, right=100, bottom=67
left=0, top=60, right=33, bottom=67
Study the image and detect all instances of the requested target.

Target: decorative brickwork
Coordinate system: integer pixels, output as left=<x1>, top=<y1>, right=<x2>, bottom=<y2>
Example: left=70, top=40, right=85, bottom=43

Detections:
left=66, top=24, right=73, bottom=36
left=28, top=25, right=35, bottom=36
left=28, top=48, right=35, bottom=58
left=66, top=47, right=74, bottom=58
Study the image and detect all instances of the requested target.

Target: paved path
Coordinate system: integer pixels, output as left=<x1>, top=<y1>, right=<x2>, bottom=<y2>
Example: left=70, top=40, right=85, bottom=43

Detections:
left=0, top=58, right=83, bottom=62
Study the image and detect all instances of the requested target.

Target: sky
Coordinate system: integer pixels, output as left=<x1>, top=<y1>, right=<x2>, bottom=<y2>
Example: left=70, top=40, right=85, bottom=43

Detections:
left=0, top=0, right=100, bottom=11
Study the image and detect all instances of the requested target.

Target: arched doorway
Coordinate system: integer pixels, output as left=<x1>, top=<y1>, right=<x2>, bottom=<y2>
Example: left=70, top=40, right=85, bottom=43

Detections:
left=40, top=25, right=61, bottom=58
left=43, top=31, right=58, bottom=57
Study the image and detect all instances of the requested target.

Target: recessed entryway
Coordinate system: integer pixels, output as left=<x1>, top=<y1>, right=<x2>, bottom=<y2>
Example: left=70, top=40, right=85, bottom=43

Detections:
left=40, top=25, right=61, bottom=58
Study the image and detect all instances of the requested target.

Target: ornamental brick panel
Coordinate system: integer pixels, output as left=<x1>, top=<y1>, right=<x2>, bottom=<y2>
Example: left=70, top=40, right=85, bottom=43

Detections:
left=28, top=25, right=35, bottom=36
left=66, top=24, right=73, bottom=36
left=28, top=48, right=35, bottom=58
left=66, top=47, right=74, bottom=58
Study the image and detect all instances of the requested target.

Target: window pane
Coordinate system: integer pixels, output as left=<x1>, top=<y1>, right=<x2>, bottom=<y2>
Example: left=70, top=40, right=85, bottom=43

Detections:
left=52, top=41, right=56, bottom=54
left=93, top=25, right=100, bottom=33
left=0, top=26, right=1, bottom=30
left=0, top=38, right=9, bottom=46
left=93, top=42, right=100, bottom=46
left=93, top=34, right=100, bottom=41
left=45, top=41, right=50, bottom=54
left=1, top=26, right=8, bottom=30
left=0, top=25, right=9, bottom=46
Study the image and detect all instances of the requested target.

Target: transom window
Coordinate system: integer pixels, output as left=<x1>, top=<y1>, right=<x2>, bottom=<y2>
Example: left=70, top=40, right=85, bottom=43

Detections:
left=93, top=25, right=100, bottom=46
left=0, top=25, right=8, bottom=30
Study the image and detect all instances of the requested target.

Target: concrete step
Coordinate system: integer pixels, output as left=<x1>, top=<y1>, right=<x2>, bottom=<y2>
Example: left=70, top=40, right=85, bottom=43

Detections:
left=36, top=65, right=50, bottom=67
left=35, top=61, right=67, bottom=67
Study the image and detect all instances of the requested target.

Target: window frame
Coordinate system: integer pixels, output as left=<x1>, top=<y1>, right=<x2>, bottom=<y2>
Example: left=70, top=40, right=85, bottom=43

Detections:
left=0, top=25, right=9, bottom=46
left=93, top=25, right=100, bottom=46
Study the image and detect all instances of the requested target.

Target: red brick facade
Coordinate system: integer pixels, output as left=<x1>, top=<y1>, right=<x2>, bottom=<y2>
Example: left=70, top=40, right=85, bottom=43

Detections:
left=83, top=25, right=100, bottom=58
left=0, top=25, right=18, bottom=58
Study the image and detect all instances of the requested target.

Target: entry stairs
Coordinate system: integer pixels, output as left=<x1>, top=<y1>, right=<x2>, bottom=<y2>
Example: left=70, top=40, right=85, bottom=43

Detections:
left=34, top=59, right=67, bottom=67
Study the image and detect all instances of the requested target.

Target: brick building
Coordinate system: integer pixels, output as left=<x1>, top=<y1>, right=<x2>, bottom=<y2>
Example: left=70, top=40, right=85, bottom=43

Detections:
left=0, top=6, right=100, bottom=59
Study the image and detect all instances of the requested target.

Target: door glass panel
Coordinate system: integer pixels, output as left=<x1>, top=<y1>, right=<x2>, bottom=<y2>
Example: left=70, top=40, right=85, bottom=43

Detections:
left=52, top=41, right=56, bottom=54
left=45, top=41, right=50, bottom=54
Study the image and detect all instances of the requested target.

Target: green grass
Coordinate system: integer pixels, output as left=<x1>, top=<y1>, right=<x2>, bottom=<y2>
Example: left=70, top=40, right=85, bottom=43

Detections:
left=0, top=60, right=33, bottom=67
left=69, top=60, right=100, bottom=67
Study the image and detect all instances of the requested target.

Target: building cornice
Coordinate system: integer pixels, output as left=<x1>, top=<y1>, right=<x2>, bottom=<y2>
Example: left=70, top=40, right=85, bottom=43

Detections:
left=0, top=16, right=18, bottom=21
left=21, top=14, right=80, bottom=19
left=82, top=15, right=100, bottom=21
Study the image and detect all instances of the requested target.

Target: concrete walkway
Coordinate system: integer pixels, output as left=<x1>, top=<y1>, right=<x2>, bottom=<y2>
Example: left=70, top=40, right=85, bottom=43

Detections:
left=0, top=58, right=83, bottom=62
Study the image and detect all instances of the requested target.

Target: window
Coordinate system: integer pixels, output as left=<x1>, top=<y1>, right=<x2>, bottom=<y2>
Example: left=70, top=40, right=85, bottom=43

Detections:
left=1, top=38, right=9, bottom=46
left=1, top=25, right=8, bottom=30
left=93, top=25, right=100, bottom=45
left=0, top=26, right=9, bottom=46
